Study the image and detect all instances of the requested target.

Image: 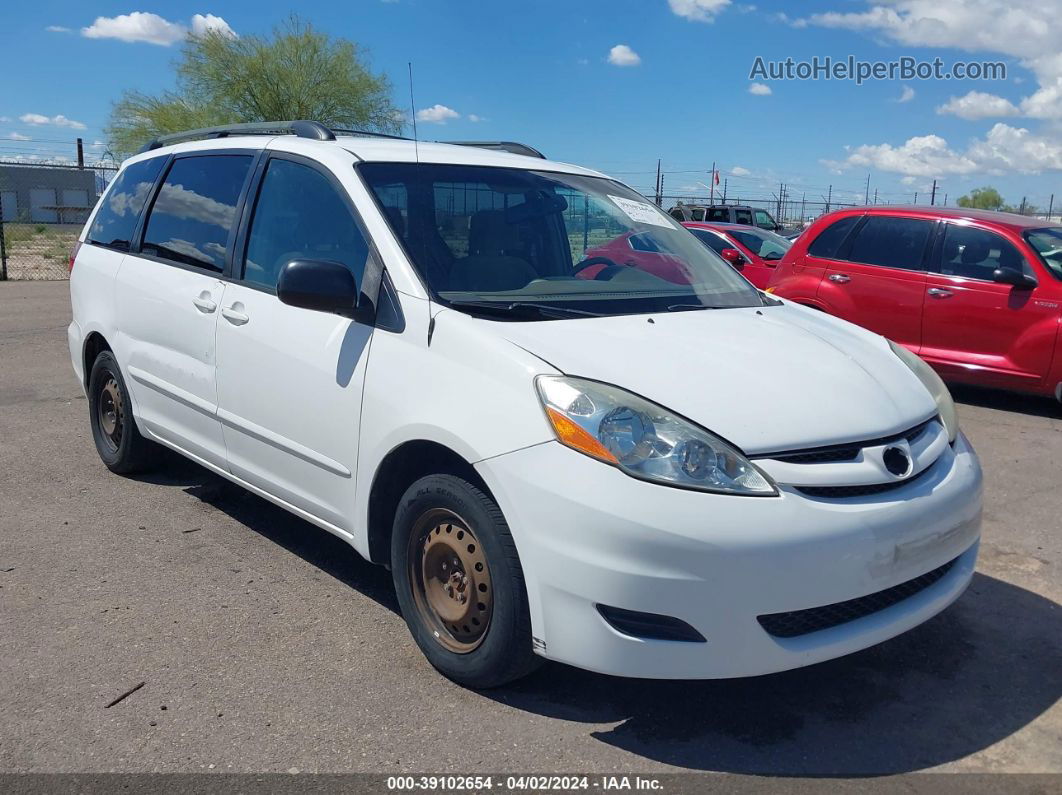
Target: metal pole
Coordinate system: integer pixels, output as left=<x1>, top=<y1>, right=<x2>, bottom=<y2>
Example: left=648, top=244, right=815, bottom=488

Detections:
left=0, top=196, right=7, bottom=281
left=654, top=159, right=662, bottom=207
left=76, top=138, right=84, bottom=169
left=1020, top=196, right=1027, bottom=215
left=825, top=185, right=832, bottom=214
left=710, top=161, right=716, bottom=204
left=721, top=178, right=727, bottom=204
left=864, top=173, right=870, bottom=205
left=914, top=192, right=918, bottom=204
left=930, top=179, right=937, bottom=206
left=1049, top=193, right=1055, bottom=221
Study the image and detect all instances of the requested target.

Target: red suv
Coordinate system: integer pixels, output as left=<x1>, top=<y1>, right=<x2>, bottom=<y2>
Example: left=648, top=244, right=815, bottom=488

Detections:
left=768, top=206, right=1062, bottom=400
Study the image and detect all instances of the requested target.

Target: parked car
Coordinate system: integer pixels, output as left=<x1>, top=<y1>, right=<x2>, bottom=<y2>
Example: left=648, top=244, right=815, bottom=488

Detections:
left=669, top=203, right=782, bottom=232
left=69, top=122, right=982, bottom=688
left=580, top=230, right=696, bottom=284
left=768, top=205, right=1062, bottom=400
left=682, top=221, right=792, bottom=289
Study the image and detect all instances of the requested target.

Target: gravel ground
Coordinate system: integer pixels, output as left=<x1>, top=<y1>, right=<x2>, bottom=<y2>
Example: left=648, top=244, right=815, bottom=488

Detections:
left=0, top=280, right=1058, bottom=777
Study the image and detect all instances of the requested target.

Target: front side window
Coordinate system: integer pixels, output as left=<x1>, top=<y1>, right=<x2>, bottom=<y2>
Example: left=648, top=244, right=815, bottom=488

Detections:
left=734, top=209, right=753, bottom=225
left=690, top=229, right=731, bottom=255
left=728, top=228, right=791, bottom=260
left=142, top=155, right=253, bottom=272
left=846, top=216, right=932, bottom=271
left=939, top=224, right=1029, bottom=281
left=754, top=210, right=776, bottom=230
left=86, top=156, right=166, bottom=251
left=244, top=158, right=368, bottom=290
left=360, top=163, right=763, bottom=318
left=1023, top=227, right=1062, bottom=280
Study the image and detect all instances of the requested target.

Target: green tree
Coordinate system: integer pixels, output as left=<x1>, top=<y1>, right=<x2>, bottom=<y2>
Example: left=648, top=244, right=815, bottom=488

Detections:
left=106, top=17, right=402, bottom=156
left=956, top=186, right=1005, bottom=211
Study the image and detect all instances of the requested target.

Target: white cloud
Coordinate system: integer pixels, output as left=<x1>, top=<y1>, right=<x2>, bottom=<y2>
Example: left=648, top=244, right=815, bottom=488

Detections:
left=416, top=104, right=460, bottom=123
left=467, top=114, right=484, bottom=123
left=937, top=90, right=1020, bottom=120
left=826, top=123, right=1062, bottom=177
left=45, top=25, right=71, bottom=33
left=81, top=12, right=235, bottom=46
left=748, top=82, right=772, bottom=95
left=190, top=14, right=237, bottom=38
left=730, top=166, right=751, bottom=176
left=19, top=113, right=86, bottom=129
left=795, top=1, right=1062, bottom=120
left=0, top=117, right=10, bottom=123
left=607, top=44, right=641, bottom=67
left=897, top=84, right=915, bottom=103
left=668, top=0, right=732, bottom=22
left=7, top=132, right=31, bottom=141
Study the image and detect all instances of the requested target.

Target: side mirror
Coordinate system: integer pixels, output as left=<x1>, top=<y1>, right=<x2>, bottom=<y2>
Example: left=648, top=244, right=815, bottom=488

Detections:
left=720, top=248, right=745, bottom=268
left=992, top=267, right=1037, bottom=289
left=277, top=259, right=359, bottom=317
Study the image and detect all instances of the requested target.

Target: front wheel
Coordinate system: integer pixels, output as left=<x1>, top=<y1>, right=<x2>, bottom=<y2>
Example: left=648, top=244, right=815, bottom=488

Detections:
left=391, top=474, right=540, bottom=688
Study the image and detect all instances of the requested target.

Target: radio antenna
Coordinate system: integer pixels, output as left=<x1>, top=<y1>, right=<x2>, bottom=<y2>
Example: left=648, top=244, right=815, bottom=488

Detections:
left=408, top=61, right=419, bottom=163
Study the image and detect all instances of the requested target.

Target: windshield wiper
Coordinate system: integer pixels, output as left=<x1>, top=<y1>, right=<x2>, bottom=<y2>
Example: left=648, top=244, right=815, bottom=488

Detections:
left=445, top=300, right=601, bottom=319
left=666, top=303, right=719, bottom=312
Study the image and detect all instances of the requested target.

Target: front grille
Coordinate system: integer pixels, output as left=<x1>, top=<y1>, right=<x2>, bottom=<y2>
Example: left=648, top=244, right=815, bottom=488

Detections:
left=763, top=418, right=934, bottom=465
left=757, top=556, right=959, bottom=638
left=796, top=462, right=932, bottom=498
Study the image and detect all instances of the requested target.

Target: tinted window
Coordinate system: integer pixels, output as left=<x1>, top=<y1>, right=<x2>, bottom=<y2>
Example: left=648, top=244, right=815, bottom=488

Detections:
left=734, top=209, right=753, bottom=224
left=730, top=228, right=791, bottom=260
left=706, top=208, right=729, bottom=222
left=754, top=210, right=775, bottom=229
left=691, top=229, right=730, bottom=254
left=142, top=155, right=253, bottom=272
left=847, top=216, right=932, bottom=271
left=807, top=215, right=860, bottom=259
left=86, top=157, right=166, bottom=251
left=939, top=224, right=1030, bottom=281
left=243, top=159, right=368, bottom=290
left=669, top=208, right=686, bottom=221
left=691, top=208, right=706, bottom=221
left=1024, top=227, right=1062, bottom=280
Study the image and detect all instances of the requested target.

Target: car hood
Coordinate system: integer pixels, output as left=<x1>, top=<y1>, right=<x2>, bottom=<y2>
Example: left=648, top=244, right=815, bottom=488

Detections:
left=498, top=304, right=937, bottom=455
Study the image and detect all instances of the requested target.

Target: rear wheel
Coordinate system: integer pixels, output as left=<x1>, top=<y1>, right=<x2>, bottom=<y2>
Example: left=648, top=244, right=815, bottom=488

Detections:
left=392, top=474, right=540, bottom=688
left=87, top=351, right=155, bottom=474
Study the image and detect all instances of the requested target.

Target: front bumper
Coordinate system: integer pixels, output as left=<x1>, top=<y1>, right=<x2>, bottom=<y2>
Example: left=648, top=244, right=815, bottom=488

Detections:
left=476, top=432, right=982, bottom=679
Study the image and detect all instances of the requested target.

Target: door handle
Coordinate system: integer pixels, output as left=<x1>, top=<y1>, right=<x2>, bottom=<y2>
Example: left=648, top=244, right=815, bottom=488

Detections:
left=828, top=273, right=850, bottom=283
left=192, top=294, right=217, bottom=313
left=221, top=305, right=249, bottom=325
left=927, top=288, right=953, bottom=298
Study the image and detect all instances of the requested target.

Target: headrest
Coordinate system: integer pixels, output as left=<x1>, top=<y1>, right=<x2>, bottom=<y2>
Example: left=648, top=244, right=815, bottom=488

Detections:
left=469, top=209, right=520, bottom=256
left=960, top=240, right=990, bottom=264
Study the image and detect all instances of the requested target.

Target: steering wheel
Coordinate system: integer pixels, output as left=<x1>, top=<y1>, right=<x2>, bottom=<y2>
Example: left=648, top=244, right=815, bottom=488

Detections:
left=573, top=256, right=625, bottom=280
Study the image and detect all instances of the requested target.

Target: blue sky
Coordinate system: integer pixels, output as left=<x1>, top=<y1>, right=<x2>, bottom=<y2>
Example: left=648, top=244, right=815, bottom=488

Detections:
left=3, top=0, right=1061, bottom=214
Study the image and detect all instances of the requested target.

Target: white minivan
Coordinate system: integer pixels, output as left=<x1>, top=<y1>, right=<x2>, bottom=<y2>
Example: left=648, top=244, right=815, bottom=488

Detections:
left=69, top=122, right=983, bottom=687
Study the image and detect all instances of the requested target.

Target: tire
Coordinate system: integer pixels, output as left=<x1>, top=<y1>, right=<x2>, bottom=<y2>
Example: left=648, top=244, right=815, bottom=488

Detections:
left=87, top=351, right=156, bottom=475
left=391, top=474, right=541, bottom=688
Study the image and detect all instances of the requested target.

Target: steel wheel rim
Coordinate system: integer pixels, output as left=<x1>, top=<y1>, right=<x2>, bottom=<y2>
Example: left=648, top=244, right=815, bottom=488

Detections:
left=97, top=376, right=124, bottom=453
left=408, top=508, right=493, bottom=654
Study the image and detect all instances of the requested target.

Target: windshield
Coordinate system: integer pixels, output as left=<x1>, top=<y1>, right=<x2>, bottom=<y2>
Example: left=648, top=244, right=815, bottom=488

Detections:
left=359, top=163, right=764, bottom=318
left=1024, top=227, right=1062, bottom=280
left=727, top=227, right=792, bottom=260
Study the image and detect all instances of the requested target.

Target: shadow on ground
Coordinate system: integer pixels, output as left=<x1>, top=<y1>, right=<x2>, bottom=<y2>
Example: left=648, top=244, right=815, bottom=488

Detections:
left=137, top=449, right=1061, bottom=777
left=951, top=383, right=1060, bottom=419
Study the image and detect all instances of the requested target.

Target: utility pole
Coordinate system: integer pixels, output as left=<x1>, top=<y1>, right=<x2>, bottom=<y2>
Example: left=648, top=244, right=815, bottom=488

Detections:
left=914, top=192, right=918, bottom=204
left=864, top=173, right=871, bottom=205
left=873, top=188, right=878, bottom=205
left=1020, top=196, right=1027, bottom=215
left=710, top=161, right=716, bottom=204
left=76, top=138, right=84, bottom=170
left=930, top=179, right=937, bottom=206
left=943, top=193, right=948, bottom=206
left=654, top=159, right=662, bottom=207
left=777, top=182, right=784, bottom=221
left=1048, top=193, right=1055, bottom=220
left=721, top=178, right=728, bottom=204
left=799, top=192, right=806, bottom=222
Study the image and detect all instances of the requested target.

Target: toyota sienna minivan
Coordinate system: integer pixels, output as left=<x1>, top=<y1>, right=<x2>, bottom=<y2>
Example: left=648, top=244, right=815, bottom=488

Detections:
left=69, top=121, right=983, bottom=687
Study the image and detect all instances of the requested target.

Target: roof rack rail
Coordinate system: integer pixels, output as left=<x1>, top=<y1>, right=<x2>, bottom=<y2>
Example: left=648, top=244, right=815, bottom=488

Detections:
left=331, top=128, right=410, bottom=141
left=444, top=141, right=546, bottom=159
left=138, top=120, right=335, bottom=153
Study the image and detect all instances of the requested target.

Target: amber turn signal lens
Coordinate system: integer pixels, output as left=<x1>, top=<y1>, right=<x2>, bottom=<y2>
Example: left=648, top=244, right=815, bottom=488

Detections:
left=545, top=407, right=617, bottom=464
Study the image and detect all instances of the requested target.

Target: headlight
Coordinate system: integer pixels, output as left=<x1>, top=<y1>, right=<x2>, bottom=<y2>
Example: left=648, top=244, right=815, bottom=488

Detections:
left=535, top=376, right=777, bottom=496
left=888, top=340, right=959, bottom=443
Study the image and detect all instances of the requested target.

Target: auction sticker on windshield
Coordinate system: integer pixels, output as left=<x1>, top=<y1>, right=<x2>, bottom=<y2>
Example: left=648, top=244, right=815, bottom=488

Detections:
left=608, top=195, right=674, bottom=228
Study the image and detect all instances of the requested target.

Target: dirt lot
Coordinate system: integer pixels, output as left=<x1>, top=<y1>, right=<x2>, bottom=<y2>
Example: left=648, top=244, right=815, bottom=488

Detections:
left=0, top=280, right=1059, bottom=776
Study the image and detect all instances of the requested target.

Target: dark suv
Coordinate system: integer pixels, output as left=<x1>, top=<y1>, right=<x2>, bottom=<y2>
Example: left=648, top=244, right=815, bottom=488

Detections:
left=669, top=204, right=782, bottom=232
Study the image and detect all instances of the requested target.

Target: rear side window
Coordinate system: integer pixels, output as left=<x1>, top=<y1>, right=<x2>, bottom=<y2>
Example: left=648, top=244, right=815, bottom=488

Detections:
left=243, top=158, right=369, bottom=290
left=690, top=208, right=706, bottom=221
left=807, top=215, right=860, bottom=259
left=734, top=209, right=753, bottom=224
left=142, top=155, right=253, bottom=272
left=706, top=208, right=729, bottom=222
left=86, top=157, right=166, bottom=251
left=846, top=216, right=933, bottom=271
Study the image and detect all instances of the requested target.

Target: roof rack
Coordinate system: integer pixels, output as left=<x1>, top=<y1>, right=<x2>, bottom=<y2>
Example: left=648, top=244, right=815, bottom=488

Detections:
left=138, top=120, right=336, bottom=153
left=445, top=141, right=546, bottom=159
left=331, top=128, right=410, bottom=141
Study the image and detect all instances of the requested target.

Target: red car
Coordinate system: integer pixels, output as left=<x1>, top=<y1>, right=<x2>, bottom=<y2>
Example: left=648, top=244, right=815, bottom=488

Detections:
left=580, top=231, right=695, bottom=284
left=682, top=221, right=792, bottom=289
left=768, top=205, right=1062, bottom=400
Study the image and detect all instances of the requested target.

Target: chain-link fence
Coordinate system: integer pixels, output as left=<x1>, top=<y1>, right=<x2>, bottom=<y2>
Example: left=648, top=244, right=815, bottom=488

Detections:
left=0, top=162, right=117, bottom=280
